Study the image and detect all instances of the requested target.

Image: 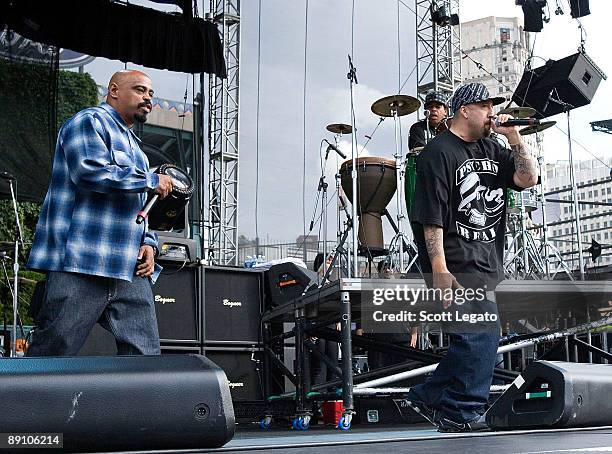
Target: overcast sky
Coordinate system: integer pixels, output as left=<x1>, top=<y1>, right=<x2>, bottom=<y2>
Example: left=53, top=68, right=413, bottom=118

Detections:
left=82, top=0, right=612, bottom=244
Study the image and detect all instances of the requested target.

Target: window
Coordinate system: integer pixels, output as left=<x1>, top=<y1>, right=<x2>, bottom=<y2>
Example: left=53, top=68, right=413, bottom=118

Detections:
left=504, top=65, right=509, bottom=72
left=498, top=86, right=504, bottom=94
left=498, top=67, right=502, bottom=73
left=594, top=189, right=598, bottom=197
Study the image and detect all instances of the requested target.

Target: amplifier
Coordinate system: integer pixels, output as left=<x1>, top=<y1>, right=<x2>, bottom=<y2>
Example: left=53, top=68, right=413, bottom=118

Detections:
left=202, top=266, right=264, bottom=344
left=264, top=262, right=316, bottom=309
left=203, top=346, right=265, bottom=402
left=153, top=263, right=201, bottom=343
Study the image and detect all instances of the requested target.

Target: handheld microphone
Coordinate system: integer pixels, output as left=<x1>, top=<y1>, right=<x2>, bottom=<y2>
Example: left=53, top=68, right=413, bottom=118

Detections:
left=0, top=171, right=15, bottom=181
left=495, top=118, right=540, bottom=127
left=325, top=140, right=347, bottom=159
left=136, top=194, right=159, bottom=224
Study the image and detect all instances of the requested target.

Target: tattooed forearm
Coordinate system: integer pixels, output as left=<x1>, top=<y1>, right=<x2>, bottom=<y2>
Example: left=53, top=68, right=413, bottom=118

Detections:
left=511, top=141, right=538, bottom=187
left=423, top=225, right=446, bottom=271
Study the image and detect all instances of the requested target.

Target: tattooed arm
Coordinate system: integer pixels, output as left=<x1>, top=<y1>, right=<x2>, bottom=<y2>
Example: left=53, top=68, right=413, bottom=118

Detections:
left=510, top=136, right=539, bottom=188
left=423, top=225, right=447, bottom=273
left=492, top=115, right=538, bottom=188
left=424, top=225, right=459, bottom=308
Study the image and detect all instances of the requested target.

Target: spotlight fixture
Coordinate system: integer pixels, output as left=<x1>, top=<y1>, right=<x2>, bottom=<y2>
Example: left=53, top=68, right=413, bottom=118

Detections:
left=430, top=5, right=459, bottom=27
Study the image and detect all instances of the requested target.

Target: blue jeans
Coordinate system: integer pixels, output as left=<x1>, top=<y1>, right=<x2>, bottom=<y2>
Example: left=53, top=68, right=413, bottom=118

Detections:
left=26, top=271, right=160, bottom=356
left=408, top=330, right=500, bottom=423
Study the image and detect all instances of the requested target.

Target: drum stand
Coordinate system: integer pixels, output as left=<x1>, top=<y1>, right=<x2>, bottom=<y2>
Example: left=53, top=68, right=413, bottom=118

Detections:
left=532, top=133, right=573, bottom=280
left=504, top=200, right=544, bottom=279
left=389, top=107, right=417, bottom=274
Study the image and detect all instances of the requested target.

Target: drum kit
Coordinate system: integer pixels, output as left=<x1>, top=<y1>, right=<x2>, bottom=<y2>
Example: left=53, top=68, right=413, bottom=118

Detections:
left=317, top=94, right=573, bottom=282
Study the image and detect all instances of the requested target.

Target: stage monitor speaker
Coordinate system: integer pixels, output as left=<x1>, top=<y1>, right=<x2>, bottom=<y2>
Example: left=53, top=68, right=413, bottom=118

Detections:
left=0, top=355, right=234, bottom=451
left=486, top=360, right=612, bottom=429
left=202, top=266, right=264, bottom=344
left=512, top=52, right=606, bottom=118
left=264, top=262, right=316, bottom=309
left=153, top=263, right=201, bottom=343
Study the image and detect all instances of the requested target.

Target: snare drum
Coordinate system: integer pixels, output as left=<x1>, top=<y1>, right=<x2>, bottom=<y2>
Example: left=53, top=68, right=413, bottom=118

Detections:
left=404, top=147, right=423, bottom=216
left=507, top=188, right=537, bottom=214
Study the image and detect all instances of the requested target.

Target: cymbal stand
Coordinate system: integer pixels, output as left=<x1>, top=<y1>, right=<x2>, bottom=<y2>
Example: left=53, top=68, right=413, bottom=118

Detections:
left=503, top=203, right=544, bottom=279
left=532, top=132, right=573, bottom=280
left=333, top=132, right=348, bottom=277
left=347, top=55, right=359, bottom=278
left=548, top=91, right=584, bottom=279
left=390, top=106, right=413, bottom=273
left=5, top=177, right=24, bottom=357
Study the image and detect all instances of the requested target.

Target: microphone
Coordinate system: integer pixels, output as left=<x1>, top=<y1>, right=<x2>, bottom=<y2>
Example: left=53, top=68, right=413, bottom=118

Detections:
left=543, top=88, right=554, bottom=113
left=495, top=118, right=540, bottom=127
left=0, top=171, right=15, bottom=181
left=324, top=140, right=347, bottom=159
left=136, top=194, right=159, bottom=225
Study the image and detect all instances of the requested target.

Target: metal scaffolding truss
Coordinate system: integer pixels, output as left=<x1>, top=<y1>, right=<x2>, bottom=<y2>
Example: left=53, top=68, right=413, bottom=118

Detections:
left=207, top=0, right=240, bottom=265
left=415, top=0, right=462, bottom=104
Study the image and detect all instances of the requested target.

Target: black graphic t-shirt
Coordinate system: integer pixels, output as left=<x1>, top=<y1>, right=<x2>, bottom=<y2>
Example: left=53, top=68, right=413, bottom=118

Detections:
left=411, top=130, right=522, bottom=287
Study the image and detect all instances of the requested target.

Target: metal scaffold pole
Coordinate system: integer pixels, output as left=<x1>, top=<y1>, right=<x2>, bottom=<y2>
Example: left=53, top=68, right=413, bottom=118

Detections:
left=207, top=0, right=241, bottom=265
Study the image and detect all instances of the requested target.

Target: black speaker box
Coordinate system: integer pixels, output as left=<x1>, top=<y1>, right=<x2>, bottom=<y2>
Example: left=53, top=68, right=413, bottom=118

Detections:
left=512, top=52, right=605, bottom=118
left=202, top=266, right=264, bottom=344
left=153, top=263, right=201, bottom=343
left=0, top=355, right=234, bottom=451
left=203, top=346, right=264, bottom=402
left=264, top=262, right=316, bottom=309
left=486, top=360, right=612, bottom=429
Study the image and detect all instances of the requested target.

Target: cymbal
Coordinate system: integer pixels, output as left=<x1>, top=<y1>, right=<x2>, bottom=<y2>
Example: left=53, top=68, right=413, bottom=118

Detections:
left=498, top=106, right=536, bottom=118
left=371, top=95, right=421, bottom=118
left=326, top=123, right=353, bottom=135
left=520, top=121, right=556, bottom=136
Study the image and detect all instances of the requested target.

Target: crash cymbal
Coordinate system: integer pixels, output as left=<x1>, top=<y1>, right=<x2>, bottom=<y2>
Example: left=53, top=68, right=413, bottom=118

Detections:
left=520, top=120, right=556, bottom=136
left=326, top=123, right=353, bottom=135
left=498, top=106, right=536, bottom=118
left=371, top=95, right=421, bottom=118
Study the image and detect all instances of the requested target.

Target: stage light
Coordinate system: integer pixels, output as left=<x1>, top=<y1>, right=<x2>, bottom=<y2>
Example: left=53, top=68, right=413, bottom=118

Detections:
left=430, top=5, right=459, bottom=27
left=516, top=0, right=547, bottom=32
left=569, top=0, right=590, bottom=18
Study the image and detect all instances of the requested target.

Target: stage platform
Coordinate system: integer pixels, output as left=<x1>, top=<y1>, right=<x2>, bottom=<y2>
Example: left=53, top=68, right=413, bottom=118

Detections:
left=106, top=424, right=612, bottom=453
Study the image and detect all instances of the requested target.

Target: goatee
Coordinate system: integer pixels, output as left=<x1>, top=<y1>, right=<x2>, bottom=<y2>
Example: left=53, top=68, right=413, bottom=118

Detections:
left=134, top=112, right=148, bottom=123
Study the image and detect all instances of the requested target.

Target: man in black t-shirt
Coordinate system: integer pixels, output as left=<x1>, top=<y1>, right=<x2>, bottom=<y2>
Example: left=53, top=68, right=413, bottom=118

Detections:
left=408, top=91, right=449, bottom=150
left=405, top=83, right=538, bottom=432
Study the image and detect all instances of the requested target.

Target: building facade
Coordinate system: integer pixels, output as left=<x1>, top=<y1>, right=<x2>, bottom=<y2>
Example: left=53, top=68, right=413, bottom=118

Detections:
left=545, top=157, right=612, bottom=268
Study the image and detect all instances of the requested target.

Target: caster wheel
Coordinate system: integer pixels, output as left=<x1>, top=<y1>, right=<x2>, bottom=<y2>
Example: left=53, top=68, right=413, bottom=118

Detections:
left=337, top=414, right=351, bottom=430
left=260, top=416, right=272, bottom=429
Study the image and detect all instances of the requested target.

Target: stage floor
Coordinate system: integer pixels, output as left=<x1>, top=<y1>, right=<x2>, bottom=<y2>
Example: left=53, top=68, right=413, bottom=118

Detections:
left=109, top=424, right=612, bottom=454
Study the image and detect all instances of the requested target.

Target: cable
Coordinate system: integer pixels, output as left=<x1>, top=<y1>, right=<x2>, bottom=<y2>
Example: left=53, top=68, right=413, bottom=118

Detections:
left=302, top=0, right=310, bottom=258
left=397, top=0, right=401, bottom=94
left=255, top=0, right=262, bottom=249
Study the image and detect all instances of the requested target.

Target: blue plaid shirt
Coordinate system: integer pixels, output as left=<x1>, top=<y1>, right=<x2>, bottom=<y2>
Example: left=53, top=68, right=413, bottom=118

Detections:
left=28, top=103, right=161, bottom=282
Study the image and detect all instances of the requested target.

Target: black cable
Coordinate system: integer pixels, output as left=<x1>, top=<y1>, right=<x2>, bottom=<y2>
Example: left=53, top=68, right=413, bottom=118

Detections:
left=255, top=0, right=262, bottom=251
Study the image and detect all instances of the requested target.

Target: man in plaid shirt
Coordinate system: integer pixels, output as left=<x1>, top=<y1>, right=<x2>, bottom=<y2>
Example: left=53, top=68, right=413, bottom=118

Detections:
left=26, top=70, right=173, bottom=356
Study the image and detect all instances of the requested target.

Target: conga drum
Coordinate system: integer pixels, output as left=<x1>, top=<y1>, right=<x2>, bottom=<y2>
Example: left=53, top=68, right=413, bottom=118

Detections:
left=340, top=157, right=396, bottom=255
left=404, top=147, right=423, bottom=217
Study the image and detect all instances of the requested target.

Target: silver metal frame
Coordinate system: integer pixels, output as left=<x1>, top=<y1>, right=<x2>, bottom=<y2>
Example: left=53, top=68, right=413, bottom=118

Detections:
left=415, top=0, right=462, bottom=103
left=207, top=0, right=241, bottom=265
